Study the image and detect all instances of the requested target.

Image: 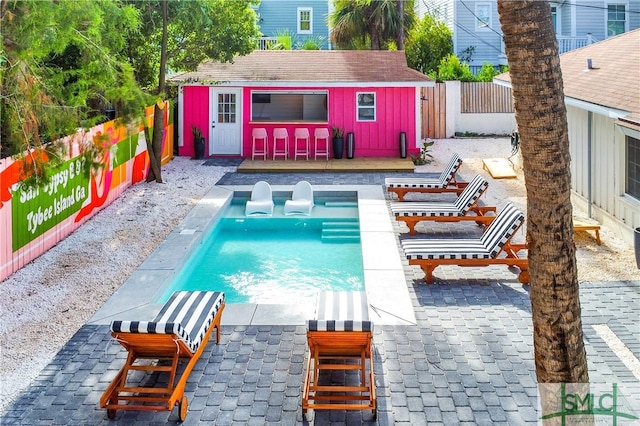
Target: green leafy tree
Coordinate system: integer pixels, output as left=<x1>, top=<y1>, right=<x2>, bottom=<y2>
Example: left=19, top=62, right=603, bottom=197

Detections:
left=429, top=54, right=476, bottom=82
left=405, top=13, right=452, bottom=74
left=329, top=0, right=415, bottom=50
left=0, top=0, right=148, bottom=172
left=475, top=62, right=508, bottom=82
left=125, top=0, right=260, bottom=182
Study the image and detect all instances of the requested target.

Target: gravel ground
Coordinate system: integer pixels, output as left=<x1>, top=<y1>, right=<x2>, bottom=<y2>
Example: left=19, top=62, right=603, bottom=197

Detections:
left=0, top=139, right=636, bottom=414
left=0, top=157, right=234, bottom=413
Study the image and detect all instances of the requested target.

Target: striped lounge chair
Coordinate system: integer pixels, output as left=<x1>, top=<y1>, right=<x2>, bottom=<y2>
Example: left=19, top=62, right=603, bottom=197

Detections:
left=100, top=291, right=225, bottom=421
left=303, top=291, right=376, bottom=419
left=390, top=174, right=497, bottom=235
left=385, top=153, right=467, bottom=201
left=401, top=203, right=529, bottom=284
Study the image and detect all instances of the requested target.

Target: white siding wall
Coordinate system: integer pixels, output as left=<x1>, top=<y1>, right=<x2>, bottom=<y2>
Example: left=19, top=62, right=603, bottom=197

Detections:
left=567, top=105, right=640, bottom=245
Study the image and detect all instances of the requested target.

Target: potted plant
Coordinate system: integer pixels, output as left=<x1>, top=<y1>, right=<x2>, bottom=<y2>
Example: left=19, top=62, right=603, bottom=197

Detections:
left=191, top=125, right=205, bottom=159
left=331, top=125, right=345, bottom=159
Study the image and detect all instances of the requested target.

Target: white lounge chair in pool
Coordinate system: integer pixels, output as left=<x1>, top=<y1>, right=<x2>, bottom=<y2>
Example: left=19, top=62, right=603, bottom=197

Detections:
left=385, top=153, right=467, bottom=201
left=245, top=181, right=274, bottom=215
left=283, top=181, right=314, bottom=215
left=303, top=291, right=376, bottom=419
left=100, top=291, right=226, bottom=421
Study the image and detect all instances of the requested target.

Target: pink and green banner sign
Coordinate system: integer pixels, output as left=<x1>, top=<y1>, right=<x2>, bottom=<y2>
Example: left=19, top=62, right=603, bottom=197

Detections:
left=0, top=100, right=173, bottom=282
left=11, top=157, right=91, bottom=251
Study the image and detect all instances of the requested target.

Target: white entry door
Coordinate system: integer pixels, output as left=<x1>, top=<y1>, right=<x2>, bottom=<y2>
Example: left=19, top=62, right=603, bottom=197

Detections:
left=209, top=88, right=242, bottom=155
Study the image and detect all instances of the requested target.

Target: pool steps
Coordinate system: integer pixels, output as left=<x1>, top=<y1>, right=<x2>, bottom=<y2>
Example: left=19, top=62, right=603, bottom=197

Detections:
left=324, top=201, right=358, bottom=208
left=321, top=221, right=360, bottom=243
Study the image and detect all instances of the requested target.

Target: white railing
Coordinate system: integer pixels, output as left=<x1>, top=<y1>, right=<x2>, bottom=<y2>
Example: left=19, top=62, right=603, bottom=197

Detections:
left=557, top=34, right=596, bottom=54
left=258, top=37, right=278, bottom=50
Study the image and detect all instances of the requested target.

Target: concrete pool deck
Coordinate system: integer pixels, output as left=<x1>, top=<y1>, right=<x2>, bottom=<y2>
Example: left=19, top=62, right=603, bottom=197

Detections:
left=88, top=184, right=416, bottom=328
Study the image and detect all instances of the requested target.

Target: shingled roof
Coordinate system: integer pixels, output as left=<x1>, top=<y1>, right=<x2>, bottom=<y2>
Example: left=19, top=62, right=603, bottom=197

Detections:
left=495, top=29, right=640, bottom=127
left=167, top=50, right=433, bottom=87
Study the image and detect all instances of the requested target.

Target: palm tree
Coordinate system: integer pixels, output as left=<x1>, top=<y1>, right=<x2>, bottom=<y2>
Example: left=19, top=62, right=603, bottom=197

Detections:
left=496, top=0, right=589, bottom=385
left=329, top=0, right=415, bottom=50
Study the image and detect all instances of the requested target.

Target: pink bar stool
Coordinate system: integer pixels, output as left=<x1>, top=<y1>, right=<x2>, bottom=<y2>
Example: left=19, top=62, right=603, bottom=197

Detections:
left=293, top=128, right=310, bottom=160
left=314, top=128, right=330, bottom=160
left=272, top=128, right=289, bottom=160
left=251, top=128, right=268, bottom=160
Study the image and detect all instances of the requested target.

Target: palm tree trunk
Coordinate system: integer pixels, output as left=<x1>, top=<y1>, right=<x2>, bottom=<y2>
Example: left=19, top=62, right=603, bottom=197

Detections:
left=146, top=0, right=168, bottom=183
left=496, top=0, right=589, bottom=384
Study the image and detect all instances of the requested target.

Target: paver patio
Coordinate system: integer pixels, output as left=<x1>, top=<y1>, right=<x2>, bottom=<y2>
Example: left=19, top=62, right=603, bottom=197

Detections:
left=1, top=170, right=638, bottom=425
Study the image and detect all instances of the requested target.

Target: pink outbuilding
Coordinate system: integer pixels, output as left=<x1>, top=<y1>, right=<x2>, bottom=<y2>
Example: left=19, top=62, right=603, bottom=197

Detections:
left=168, top=50, right=434, bottom=159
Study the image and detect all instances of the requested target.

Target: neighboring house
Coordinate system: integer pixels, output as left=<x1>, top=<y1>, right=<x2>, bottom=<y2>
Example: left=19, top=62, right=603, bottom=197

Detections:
left=168, top=50, right=433, bottom=159
left=417, top=0, right=640, bottom=73
left=254, top=0, right=331, bottom=49
left=494, top=29, right=640, bottom=246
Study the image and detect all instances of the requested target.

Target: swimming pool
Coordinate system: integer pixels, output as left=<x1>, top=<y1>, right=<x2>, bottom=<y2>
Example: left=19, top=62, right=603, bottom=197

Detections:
left=90, top=184, right=414, bottom=327
left=160, top=195, right=364, bottom=304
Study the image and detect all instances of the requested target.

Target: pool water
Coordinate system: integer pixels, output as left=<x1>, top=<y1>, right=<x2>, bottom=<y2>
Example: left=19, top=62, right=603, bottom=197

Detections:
left=160, top=198, right=364, bottom=304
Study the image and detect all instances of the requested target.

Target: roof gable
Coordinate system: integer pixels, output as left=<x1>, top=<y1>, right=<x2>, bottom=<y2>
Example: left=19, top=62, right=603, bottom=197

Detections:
left=495, top=29, right=640, bottom=125
left=168, top=50, right=433, bottom=86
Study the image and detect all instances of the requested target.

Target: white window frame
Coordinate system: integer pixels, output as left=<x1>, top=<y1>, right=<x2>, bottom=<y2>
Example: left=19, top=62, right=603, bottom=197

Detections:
left=550, top=3, right=562, bottom=34
left=356, top=92, right=376, bottom=122
left=625, top=135, right=640, bottom=201
left=475, top=3, right=491, bottom=30
left=605, top=2, right=628, bottom=37
left=297, top=7, right=313, bottom=34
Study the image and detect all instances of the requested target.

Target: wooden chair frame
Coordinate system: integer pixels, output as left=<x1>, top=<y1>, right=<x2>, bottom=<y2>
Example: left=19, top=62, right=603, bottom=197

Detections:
left=388, top=179, right=468, bottom=201
left=303, top=331, right=376, bottom=418
left=100, top=303, right=225, bottom=421
left=398, top=205, right=497, bottom=235
left=409, top=239, right=529, bottom=284
left=386, top=154, right=467, bottom=201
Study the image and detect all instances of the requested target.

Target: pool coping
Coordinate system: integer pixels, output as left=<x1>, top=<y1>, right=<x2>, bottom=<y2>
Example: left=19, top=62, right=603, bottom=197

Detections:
left=88, top=184, right=416, bottom=327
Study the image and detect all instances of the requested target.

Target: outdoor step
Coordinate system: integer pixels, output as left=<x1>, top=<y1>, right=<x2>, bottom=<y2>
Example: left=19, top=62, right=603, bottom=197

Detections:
left=324, top=201, right=358, bottom=208
left=321, top=228, right=360, bottom=237
left=321, top=221, right=359, bottom=229
left=321, top=234, right=361, bottom=243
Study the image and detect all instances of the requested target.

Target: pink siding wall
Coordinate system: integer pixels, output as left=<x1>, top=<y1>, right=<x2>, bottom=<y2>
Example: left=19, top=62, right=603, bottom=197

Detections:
left=326, top=86, right=418, bottom=157
left=179, top=85, right=419, bottom=158
left=182, top=86, right=210, bottom=158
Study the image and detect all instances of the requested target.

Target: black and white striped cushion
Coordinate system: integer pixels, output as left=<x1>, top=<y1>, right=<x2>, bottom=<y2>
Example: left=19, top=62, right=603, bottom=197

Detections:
left=452, top=175, right=488, bottom=213
left=385, top=153, right=462, bottom=189
left=307, top=291, right=373, bottom=332
left=401, top=203, right=525, bottom=260
left=437, top=153, right=463, bottom=184
left=390, top=175, right=488, bottom=218
left=391, top=202, right=462, bottom=217
left=480, top=203, right=524, bottom=257
left=111, top=291, right=225, bottom=353
left=402, top=239, right=490, bottom=260
left=384, top=176, right=446, bottom=189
